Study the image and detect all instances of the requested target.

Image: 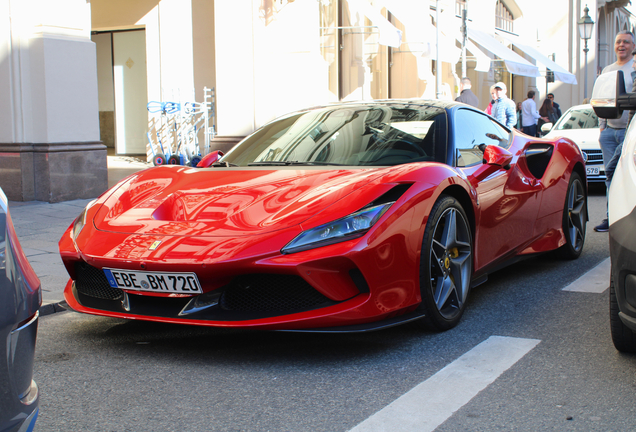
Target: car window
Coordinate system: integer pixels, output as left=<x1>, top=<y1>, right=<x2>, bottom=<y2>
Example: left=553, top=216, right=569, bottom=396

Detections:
left=222, top=104, right=448, bottom=167
left=555, top=108, right=599, bottom=130
left=454, top=109, right=511, bottom=167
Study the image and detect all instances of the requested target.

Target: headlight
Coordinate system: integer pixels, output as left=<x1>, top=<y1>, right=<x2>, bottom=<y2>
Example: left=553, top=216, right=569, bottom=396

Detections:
left=281, top=202, right=394, bottom=254
left=71, top=199, right=97, bottom=240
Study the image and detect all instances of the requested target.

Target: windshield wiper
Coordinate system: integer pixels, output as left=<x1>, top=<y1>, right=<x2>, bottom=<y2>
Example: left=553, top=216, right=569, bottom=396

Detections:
left=248, top=161, right=290, bottom=166
left=212, top=161, right=239, bottom=167
left=286, top=161, right=346, bottom=166
left=248, top=161, right=346, bottom=166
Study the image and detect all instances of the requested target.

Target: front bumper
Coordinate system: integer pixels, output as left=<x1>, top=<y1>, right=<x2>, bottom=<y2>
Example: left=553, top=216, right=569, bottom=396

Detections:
left=609, top=205, right=636, bottom=333
left=583, top=149, right=605, bottom=183
left=60, top=223, right=423, bottom=331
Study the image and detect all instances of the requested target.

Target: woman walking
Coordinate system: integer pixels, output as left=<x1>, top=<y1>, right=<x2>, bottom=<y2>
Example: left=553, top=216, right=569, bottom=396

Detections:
left=538, top=98, right=559, bottom=136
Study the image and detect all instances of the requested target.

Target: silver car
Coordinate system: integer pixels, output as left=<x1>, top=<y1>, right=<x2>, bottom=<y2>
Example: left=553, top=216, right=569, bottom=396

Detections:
left=0, top=188, right=41, bottom=432
left=543, top=104, right=605, bottom=183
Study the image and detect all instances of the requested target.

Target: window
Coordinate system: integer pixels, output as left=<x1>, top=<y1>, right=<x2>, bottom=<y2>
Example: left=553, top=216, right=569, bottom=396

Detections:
left=223, top=104, right=447, bottom=167
left=495, top=0, right=514, bottom=33
left=454, top=109, right=510, bottom=167
left=555, top=108, right=599, bottom=130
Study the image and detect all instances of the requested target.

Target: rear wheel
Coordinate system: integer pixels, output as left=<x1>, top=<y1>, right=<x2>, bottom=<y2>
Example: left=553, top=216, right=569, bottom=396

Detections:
left=555, top=172, right=587, bottom=259
left=168, top=155, right=181, bottom=165
left=152, top=153, right=166, bottom=166
left=610, top=272, right=636, bottom=353
left=415, top=195, right=473, bottom=331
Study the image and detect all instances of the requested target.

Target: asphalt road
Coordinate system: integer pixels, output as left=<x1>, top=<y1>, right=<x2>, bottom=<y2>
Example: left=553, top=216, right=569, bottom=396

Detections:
left=31, top=187, right=636, bottom=431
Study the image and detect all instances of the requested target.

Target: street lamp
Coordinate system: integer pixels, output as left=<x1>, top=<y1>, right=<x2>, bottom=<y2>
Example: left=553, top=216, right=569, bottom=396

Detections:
left=578, top=5, right=595, bottom=100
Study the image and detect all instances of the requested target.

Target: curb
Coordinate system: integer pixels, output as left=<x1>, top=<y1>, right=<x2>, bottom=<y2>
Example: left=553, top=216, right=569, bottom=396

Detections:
left=40, top=301, right=68, bottom=317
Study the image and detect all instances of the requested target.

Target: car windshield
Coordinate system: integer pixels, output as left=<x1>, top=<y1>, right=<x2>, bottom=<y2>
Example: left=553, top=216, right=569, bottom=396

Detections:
left=554, top=107, right=599, bottom=130
left=221, top=104, right=447, bottom=167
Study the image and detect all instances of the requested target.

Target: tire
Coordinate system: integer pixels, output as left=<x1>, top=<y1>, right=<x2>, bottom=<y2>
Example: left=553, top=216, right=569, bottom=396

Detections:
left=555, top=172, right=587, bottom=259
left=152, top=153, right=166, bottom=166
left=190, top=156, right=202, bottom=167
left=415, top=195, right=473, bottom=331
left=168, top=155, right=181, bottom=165
left=610, top=272, right=636, bottom=353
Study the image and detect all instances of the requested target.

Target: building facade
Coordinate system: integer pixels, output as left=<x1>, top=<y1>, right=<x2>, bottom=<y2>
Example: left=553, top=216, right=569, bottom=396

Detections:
left=0, top=0, right=633, bottom=202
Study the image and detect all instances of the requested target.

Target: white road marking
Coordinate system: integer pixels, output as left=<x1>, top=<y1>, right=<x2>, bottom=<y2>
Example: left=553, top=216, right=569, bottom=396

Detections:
left=348, top=336, right=540, bottom=432
left=562, top=257, right=610, bottom=293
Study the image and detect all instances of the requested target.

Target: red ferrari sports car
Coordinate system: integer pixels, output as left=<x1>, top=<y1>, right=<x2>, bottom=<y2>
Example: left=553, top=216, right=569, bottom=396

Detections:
left=59, top=100, right=587, bottom=332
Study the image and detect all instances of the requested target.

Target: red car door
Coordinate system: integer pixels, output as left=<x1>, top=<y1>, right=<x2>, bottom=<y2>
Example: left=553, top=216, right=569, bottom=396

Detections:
left=454, top=109, right=543, bottom=271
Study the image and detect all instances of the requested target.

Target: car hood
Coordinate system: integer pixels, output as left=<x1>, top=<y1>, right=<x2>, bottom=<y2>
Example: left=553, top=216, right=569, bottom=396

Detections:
left=93, top=166, right=389, bottom=237
left=545, top=128, right=600, bottom=149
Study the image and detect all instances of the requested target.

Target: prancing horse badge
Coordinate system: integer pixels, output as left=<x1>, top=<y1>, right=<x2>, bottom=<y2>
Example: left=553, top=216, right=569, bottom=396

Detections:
left=149, top=241, right=162, bottom=250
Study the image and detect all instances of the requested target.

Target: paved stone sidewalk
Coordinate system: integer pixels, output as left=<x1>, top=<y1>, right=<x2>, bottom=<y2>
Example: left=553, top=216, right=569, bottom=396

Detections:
left=10, top=198, right=93, bottom=306
left=7, top=153, right=150, bottom=313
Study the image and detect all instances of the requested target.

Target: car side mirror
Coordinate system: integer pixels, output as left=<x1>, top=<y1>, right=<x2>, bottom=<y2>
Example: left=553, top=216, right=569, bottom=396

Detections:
left=483, top=145, right=513, bottom=170
left=196, top=150, right=225, bottom=167
left=540, top=122, right=553, bottom=134
left=591, top=70, right=636, bottom=119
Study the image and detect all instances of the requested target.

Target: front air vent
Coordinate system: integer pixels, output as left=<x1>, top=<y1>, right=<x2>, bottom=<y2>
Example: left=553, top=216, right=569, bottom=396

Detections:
left=220, top=274, right=334, bottom=313
left=74, top=262, right=123, bottom=301
left=524, top=144, right=553, bottom=179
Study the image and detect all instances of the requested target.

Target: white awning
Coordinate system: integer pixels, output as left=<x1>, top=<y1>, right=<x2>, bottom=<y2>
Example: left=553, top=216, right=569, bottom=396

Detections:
left=448, top=33, right=492, bottom=73
left=464, top=39, right=492, bottom=73
left=467, top=27, right=540, bottom=78
left=347, top=0, right=402, bottom=47
left=496, top=32, right=577, bottom=84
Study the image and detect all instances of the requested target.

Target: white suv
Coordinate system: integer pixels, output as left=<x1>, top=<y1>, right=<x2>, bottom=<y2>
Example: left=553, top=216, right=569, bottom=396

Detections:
left=592, top=70, right=636, bottom=352
left=543, top=104, right=605, bottom=183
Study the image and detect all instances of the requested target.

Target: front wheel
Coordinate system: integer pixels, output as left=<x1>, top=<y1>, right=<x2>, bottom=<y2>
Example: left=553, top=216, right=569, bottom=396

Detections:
left=555, top=172, right=587, bottom=259
left=610, top=272, right=636, bottom=353
left=416, top=195, right=473, bottom=331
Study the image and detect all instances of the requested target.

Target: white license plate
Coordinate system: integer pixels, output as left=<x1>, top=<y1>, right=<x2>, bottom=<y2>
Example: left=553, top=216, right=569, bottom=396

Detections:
left=103, top=268, right=202, bottom=294
left=586, top=166, right=600, bottom=176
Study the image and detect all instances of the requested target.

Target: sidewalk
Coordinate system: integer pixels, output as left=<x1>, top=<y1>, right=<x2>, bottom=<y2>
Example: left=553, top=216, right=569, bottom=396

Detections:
left=8, top=152, right=151, bottom=315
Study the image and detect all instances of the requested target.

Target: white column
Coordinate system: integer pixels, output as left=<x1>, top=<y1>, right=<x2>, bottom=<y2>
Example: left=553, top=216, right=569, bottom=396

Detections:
left=0, top=0, right=104, bottom=202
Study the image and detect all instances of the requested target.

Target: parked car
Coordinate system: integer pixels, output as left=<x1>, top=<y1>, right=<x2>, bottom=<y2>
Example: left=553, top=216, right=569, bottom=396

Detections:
left=591, top=70, right=636, bottom=352
left=59, top=100, right=587, bottom=333
left=542, top=104, right=605, bottom=183
left=0, top=188, right=41, bottom=432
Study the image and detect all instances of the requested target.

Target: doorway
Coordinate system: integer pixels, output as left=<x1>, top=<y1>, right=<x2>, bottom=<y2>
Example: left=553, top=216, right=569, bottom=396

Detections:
left=93, top=30, right=148, bottom=155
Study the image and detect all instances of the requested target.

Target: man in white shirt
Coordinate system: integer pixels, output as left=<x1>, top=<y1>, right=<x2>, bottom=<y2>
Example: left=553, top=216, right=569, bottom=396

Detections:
left=594, top=31, right=635, bottom=232
left=520, top=90, right=547, bottom=137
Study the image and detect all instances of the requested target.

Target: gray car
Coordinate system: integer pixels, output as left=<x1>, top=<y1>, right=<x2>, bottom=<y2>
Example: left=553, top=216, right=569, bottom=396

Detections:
left=0, top=188, right=41, bottom=432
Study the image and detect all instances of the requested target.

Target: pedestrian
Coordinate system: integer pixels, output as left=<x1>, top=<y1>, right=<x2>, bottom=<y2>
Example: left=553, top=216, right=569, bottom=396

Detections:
left=455, top=77, right=479, bottom=108
left=516, top=102, right=523, bottom=130
left=491, top=81, right=517, bottom=129
left=605, top=47, right=636, bottom=200
left=594, top=30, right=635, bottom=232
left=521, top=90, right=547, bottom=137
left=547, top=93, right=562, bottom=119
left=538, top=98, right=559, bottom=135
left=485, top=85, right=496, bottom=115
